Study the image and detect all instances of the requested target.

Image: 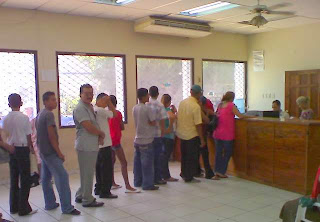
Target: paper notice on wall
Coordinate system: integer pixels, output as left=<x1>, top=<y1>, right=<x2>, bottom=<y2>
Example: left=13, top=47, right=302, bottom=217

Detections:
left=41, top=69, right=56, bottom=82
left=253, top=50, right=264, bottom=72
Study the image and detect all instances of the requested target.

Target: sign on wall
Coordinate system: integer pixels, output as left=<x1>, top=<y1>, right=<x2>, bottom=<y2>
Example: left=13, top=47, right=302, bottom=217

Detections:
left=253, top=50, right=264, bottom=72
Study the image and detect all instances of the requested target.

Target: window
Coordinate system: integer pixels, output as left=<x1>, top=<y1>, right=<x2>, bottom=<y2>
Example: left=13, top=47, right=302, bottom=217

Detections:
left=57, top=52, right=126, bottom=127
left=0, top=50, right=38, bottom=126
left=202, top=60, right=246, bottom=113
left=136, top=56, right=193, bottom=107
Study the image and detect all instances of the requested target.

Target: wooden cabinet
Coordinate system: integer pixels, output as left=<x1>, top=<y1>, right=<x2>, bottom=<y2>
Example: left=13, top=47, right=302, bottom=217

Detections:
left=285, top=70, right=320, bottom=119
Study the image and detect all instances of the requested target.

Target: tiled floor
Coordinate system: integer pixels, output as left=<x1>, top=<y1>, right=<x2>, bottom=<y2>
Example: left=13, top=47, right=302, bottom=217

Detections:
left=0, top=162, right=301, bottom=222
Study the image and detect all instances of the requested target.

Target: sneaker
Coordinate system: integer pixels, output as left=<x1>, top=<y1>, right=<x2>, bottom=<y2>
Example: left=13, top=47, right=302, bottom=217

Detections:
left=64, top=209, right=81, bottom=215
left=143, top=186, right=159, bottom=191
left=99, top=193, right=118, bottom=199
left=75, top=197, right=82, bottom=204
left=155, top=180, right=167, bottom=185
left=165, top=177, right=179, bottom=182
left=82, top=200, right=104, bottom=208
left=125, top=189, right=141, bottom=193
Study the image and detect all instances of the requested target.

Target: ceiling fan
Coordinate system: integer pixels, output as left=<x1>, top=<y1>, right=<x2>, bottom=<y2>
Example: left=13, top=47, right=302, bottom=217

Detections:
left=239, top=0, right=296, bottom=28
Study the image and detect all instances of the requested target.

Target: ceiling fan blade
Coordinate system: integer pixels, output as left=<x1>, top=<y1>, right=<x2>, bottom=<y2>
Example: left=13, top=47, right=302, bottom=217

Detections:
left=266, top=10, right=296, bottom=15
left=239, top=21, right=251, bottom=25
left=267, top=3, right=292, bottom=11
left=267, top=15, right=296, bottom=22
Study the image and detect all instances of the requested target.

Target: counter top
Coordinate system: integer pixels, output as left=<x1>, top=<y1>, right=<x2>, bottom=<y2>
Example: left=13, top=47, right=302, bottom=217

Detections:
left=237, top=117, right=320, bottom=125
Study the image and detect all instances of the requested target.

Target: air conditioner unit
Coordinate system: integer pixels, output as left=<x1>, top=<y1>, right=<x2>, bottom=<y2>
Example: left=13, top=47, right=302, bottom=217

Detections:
left=134, top=16, right=214, bottom=38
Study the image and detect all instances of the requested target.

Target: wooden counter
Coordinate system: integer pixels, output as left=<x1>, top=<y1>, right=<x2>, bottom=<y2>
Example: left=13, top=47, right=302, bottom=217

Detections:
left=206, top=118, right=320, bottom=194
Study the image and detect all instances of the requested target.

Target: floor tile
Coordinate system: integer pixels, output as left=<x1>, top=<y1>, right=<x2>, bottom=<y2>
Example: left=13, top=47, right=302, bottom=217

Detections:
left=163, top=204, right=202, bottom=217
left=183, top=210, right=226, bottom=222
left=228, top=198, right=268, bottom=211
left=231, top=212, right=275, bottom=222
left=185, top=198, right=224, bottom=210
left=207, top=205, right=247, bottom=218
left=119, top=203, right=157, bottom=216
left=111, top=216, right=145, bottom=222
left=135, top=209, right=177, bottom=222
left=60, top=214, right=102, bottom=222
left=251, top=205, right=282, bottom=220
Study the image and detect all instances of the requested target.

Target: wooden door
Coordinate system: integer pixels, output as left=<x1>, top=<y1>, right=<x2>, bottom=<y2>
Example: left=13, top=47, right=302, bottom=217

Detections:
left=285, top=70, right=320, bottom=119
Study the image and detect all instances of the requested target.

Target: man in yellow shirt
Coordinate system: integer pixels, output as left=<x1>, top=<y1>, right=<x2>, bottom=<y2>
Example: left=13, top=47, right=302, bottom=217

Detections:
left=176, top=85, right=205, bottom=182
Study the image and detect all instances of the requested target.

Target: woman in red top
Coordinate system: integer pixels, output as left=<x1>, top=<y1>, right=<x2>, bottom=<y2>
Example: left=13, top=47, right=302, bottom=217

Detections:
left=109, top=95, right=140, bottom=193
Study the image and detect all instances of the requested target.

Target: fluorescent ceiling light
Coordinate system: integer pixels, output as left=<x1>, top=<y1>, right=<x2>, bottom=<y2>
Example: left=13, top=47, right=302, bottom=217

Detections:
left=180, top=1, right=239, bottom=17
left=94, top=0, right=136, bottom=6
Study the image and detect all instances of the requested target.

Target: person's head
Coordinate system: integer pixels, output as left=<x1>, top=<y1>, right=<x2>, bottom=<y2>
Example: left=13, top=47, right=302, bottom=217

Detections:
left=137, top=88, right=149, bottom=103
left=42, top=91, right=57, bottom=110
left=190, top=85, right=203, bottom=100
left=221, top=91, right=235, bottom=103
left=96, top=93, right=108, bottom=108
left=8, top=93, right=22, bottom=110
left=110, top=95, right=117, bottom=107
left=80, top=84, right=94, bottom=104
left=161, top=94, right=172, bottom=108
left=272, top=100, right=281, bottom=111
left=296, top=96, right=309, bottom=110
left=149, top=86, right=159, bottom=99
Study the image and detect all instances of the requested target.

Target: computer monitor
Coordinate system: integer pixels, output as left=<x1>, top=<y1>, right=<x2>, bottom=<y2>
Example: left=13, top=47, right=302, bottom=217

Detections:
left=263, top=111, right=280, bottom=118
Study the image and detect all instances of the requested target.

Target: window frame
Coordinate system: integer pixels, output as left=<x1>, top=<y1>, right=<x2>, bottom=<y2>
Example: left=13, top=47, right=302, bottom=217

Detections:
left=0, top=48, right=40, bottom=115
left=135, top=55, right=195, bottom=102
left=56, top=51, right=127, bottom=129
left=202, top=59, right=248, bottom=111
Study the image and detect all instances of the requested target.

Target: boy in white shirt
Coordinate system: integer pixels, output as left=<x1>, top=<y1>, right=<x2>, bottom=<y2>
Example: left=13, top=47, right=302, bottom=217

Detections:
left=2, top=93, right=37, bottom=216
left=94, top=93, right=118, bottom=199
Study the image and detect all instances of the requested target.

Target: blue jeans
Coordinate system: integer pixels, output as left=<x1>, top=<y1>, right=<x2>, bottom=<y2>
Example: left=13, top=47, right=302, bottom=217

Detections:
left=41, top=154, right=74, bottom=213
left=214, top=139, right=234, bottom=175
left=153, top=137, right=163, bottom=182
left=160, top=138, right=174, bottom=179
left=133, top=143, right=154, bottom=189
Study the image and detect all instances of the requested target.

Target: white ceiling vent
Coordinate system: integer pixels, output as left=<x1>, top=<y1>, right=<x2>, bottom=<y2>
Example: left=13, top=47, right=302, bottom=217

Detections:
left=134, top=16, right=214, bottom=38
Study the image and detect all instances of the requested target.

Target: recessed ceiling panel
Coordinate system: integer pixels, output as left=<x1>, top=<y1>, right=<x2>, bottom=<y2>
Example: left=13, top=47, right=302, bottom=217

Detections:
left=2, top=0, right=49, bottom=9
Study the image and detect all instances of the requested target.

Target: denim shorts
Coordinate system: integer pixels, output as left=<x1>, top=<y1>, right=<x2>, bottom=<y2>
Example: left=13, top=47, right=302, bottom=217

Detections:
left=111, top=144, right=122, bottom=151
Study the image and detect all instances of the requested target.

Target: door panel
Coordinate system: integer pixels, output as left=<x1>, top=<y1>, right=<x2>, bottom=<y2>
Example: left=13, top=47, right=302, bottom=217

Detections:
left=285, top=70, right=320, bottom=120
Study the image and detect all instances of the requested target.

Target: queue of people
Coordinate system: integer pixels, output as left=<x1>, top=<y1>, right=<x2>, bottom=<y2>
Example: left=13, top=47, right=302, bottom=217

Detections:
left=0, top=83, right=315, bottom=220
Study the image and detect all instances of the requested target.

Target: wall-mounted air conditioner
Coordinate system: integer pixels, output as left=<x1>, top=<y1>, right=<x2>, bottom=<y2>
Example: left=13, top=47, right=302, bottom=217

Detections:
left=134, top=16, right=214, bottom=38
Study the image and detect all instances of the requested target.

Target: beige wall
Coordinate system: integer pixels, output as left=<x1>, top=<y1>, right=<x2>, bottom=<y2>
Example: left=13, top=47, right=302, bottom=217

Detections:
left=0, top=7, right=248, bottom=181
left=247, top=22, right=320, bottom=111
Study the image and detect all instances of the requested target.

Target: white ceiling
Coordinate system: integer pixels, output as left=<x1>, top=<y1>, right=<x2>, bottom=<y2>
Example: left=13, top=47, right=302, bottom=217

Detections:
left=1, top=0, right=320, bottom=34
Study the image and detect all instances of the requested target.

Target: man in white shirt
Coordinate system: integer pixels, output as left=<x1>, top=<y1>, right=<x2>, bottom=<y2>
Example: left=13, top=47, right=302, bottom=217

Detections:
left=3, top=93, right=37, bottom=216
left=94, top=93, right=118, bottom=199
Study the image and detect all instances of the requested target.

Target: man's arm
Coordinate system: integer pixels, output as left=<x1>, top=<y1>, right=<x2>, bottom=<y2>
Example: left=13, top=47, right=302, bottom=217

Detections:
left=196, top=124, right=206, bottom=148
left=120, top=119, right=125, bottom=131
left=0, top=134, right=14, bottom=154
left=27, top=134, right=35, bottom=154
left=81, top=121, right=105, bottom=137
left=106, top=96, right=117, bottom=118
left=48, top=126, right=65, bottom=161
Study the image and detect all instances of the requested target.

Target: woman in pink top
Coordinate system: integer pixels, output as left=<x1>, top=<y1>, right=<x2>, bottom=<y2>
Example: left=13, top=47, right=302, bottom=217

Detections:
left=213, top=92, right=249, bottom=178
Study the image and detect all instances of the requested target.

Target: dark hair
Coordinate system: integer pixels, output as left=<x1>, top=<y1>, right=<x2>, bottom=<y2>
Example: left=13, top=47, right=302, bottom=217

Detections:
left=8, top=93, right=22, bottom=108
left=96, top=93, right=107, bottom=101
left=42, top=91, right=55, bottom=103
left=221, top=91, right=235, bottom=102
left=272, top=100, right=281, bottom=107
left=162, top=94, right=171, bottom=105
left=80, top=84, right=93, bottom=95
left=110, top=95, right=117, bottom=106
left=149, top=86, right=159, bottom=98
left=137, top=88, right=148, bottom=100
